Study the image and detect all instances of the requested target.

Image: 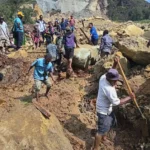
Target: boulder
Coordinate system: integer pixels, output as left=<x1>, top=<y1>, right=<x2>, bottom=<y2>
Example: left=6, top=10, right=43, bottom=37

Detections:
left=117, top=24, right=144, bottom=37
left=73, top=47, right=91, bottom=69
left=115, top=37, right=150, bottom=65
left=0, top=103, right=73, bottom=150
left=94, top=53, right=130, bottom=79
left=79, top=44, right=99, bottom=64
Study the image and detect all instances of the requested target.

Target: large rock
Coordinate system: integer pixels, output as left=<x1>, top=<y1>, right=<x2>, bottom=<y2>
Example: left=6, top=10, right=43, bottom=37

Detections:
left=73, top=45, right=99, bottom=69
left=94, top=53, right=130, bottom=79
left=117, top=24, right=144, bottom=37
left=73, top=47, right=91, bottom=69
left=0, top=103, right=73, bottom=150
left=115, top=37, right=150, bottom=65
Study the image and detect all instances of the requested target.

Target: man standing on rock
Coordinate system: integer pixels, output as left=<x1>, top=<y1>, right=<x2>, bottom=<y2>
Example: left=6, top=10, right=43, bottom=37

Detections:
left=27, top=54, right=55, bottom=102
left=37, top=15, right=46, bottom=43
left=100, top=30, right=113, bottom=57
left=63, top=27, right=78, bottom=77
left=89, top=23, right=99, bottom=45
left=92, top=58, right=135, bottom=150
left=13, top=12, right=24, bottom=50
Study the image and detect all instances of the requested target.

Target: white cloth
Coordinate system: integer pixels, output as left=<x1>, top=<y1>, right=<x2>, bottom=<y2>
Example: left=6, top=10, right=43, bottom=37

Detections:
left=96, top=74, right=120, bottom=115
left=0, top=22, right=9, bottom=39
left=38, top=20, right=46, bottom=32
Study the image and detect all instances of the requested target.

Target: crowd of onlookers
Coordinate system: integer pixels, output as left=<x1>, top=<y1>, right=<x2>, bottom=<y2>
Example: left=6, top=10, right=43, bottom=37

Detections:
left=0, top=11, right=115, bottom=77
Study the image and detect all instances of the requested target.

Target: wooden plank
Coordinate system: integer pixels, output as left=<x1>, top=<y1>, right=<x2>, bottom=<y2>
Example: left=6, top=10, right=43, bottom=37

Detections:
left=80, top=28, right=93, bottom=45
left=32, top=99, right=51, bottom=119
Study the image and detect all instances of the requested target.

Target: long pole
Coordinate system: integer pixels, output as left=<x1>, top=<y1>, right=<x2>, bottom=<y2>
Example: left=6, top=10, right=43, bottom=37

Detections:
left=117, top=60, right=146, bottom=119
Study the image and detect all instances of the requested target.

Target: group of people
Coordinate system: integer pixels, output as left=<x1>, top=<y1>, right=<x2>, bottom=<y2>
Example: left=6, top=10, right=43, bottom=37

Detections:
left=31, top=15, right=76, bottom=49
left=0, top=12, right=136, bottom=150
left=0, top=11, right=25, bottom=54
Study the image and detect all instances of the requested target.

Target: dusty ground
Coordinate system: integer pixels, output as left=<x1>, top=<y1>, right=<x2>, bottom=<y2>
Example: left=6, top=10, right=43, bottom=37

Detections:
left=0, top=50, right=145, bottom=150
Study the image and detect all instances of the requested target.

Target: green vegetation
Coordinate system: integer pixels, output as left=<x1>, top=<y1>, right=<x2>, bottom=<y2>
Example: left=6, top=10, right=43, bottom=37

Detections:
left=107, top=0, right=150, bottom=21
left=0, top=0, right=36, bottom=25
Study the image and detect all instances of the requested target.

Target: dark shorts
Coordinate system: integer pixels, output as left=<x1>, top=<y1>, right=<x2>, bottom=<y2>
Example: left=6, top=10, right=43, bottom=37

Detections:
left=91, top=39, right=98, bottom=45
left=64, top=47, right=74, bottom=59
left=97, top=112, right=116, bottom=135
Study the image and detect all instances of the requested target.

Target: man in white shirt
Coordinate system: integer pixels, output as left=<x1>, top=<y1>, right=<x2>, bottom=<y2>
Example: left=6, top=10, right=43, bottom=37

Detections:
left=0, top=16, right=10, bottom=54
left=37, top=15, right=46, bottom=43
left=92, top=58, right=135, bottom=150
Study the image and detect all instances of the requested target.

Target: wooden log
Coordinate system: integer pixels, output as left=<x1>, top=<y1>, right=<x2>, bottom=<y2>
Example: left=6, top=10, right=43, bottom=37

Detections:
left=32, top=99, right=51, bottom=119
left=80, top=28, right=93, bottom=45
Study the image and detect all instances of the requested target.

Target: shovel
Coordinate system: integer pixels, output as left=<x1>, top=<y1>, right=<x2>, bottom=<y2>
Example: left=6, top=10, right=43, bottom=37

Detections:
left=116, top=52, right=146, bottom=120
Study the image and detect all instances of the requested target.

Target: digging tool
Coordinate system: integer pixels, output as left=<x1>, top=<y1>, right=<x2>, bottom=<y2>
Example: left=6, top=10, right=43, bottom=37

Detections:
left=80, top=28, right=93, bottom=45
left=116, top=52, right=146, bottom=120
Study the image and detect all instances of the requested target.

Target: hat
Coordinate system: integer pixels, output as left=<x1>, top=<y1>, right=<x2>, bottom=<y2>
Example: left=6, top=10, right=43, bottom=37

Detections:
left=17, top=11, right=24, bottom=17
left=106, top=69, right=119, bottom=81
left=66, top=27, right=71, bottom=31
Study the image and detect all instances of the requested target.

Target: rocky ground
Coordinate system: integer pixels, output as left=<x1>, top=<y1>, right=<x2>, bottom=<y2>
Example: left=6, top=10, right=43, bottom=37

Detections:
left=0, top=17, right=150, bottom=150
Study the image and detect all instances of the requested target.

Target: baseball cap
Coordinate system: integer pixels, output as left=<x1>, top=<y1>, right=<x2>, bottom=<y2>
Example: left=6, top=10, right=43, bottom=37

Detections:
left=106, top=69, right=119, bottom=81
left=17, top=11, right=24, bottom=17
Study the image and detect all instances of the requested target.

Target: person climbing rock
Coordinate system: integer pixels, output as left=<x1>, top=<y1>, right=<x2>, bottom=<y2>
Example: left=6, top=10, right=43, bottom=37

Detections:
left=37, top=15, right=46, bottom=43
left=0, top=16, right=10, bottom=54
left=0, top=73, right=3, bottom=81
left=63, top=27, right=79, bottom=77
left=92, top=57, right=135, bottom=150
left=100, top=30, right=113, bottom=58
left=89, top=23, right=99, bottom=45
left=27, top=54, right=55, bottom=102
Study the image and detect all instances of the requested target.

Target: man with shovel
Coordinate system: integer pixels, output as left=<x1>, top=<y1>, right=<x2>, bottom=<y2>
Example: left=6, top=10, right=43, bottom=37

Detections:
left=92, top=57, right=135, bottom=150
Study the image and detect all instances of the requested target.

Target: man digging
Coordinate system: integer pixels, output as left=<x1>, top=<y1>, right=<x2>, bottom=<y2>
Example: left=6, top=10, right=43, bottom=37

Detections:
left=92, top=57, right=135, bottom=150
left=27, top=54, right=55, bottom=102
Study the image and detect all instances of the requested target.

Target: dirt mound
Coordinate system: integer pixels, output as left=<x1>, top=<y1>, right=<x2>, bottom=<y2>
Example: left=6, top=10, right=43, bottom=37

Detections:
left=0, top=54, right=30, bottom=89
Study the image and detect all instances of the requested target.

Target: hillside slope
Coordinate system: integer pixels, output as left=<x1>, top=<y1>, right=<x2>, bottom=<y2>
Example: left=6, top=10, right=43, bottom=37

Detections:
left=107, top=0, right=150, bottom=21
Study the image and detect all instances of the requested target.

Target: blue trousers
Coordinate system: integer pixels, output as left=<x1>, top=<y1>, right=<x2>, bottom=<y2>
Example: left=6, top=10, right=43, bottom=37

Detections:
left=15, top=31, right=23, bottom=49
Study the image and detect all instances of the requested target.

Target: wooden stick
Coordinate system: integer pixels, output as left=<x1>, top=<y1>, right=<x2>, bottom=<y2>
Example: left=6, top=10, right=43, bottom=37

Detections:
left=80, top=28, right=93, bottom=45
left=117, top=60, right=146, bottom=119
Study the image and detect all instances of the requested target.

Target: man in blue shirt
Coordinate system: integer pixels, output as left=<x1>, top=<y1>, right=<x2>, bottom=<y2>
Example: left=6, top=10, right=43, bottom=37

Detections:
left=89, top=23, right=99, bottom=45
left=60, top=18, right=66, bottom=34
left=27, top=54, right=55, bottom=102
left=13, top=12, right=24, bottom=50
